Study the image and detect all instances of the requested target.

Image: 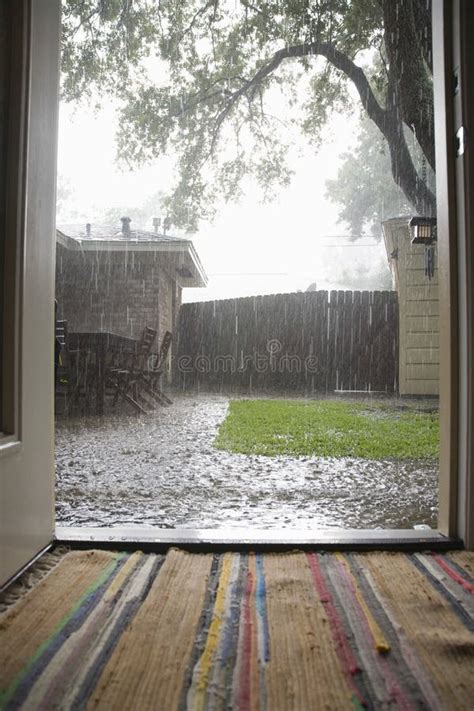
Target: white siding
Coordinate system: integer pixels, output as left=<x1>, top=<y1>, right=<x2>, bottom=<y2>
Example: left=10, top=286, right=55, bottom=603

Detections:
left=383, top=218, right=439, bottom=396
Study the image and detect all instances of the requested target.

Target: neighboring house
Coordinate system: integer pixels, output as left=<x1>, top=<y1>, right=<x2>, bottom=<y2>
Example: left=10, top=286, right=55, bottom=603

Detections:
left=383, top=217, right=439, bottom=396
left=55, top=218, right=208, bottom=369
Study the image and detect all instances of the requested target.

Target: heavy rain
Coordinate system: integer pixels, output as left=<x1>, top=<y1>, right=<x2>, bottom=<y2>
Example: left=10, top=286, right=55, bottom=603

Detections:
left=55, top=1, right=439, bottom=532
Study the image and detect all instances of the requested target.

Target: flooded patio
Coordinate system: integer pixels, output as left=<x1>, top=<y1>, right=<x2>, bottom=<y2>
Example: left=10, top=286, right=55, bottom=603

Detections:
left=55, top=395, right=438, bottom=530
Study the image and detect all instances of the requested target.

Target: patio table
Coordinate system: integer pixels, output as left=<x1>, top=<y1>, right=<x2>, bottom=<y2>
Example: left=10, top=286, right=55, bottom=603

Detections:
left=68, top=331, right=138, bottom=415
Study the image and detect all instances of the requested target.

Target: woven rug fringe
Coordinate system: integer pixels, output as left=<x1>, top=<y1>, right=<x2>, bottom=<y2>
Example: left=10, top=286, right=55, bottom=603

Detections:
left=0, top=546, right=70, bottom=613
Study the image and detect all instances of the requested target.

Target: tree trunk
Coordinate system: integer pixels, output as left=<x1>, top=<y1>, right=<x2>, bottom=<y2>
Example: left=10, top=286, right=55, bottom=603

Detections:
left=382, top=0, right=435, bottom=172
left=385, top=112, right=436, bottom=216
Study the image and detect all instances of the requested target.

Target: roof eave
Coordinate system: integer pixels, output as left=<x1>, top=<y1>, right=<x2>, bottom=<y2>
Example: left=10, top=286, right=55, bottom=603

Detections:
left=56, top=230, right=81, bottom=250
left=56, top=231, right=209, bottom=288
left=186, top=242, right=208, bottom=287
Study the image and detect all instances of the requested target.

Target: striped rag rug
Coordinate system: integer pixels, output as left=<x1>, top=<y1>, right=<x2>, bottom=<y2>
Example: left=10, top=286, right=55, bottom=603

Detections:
left=1, top=549, right=473, bottom=710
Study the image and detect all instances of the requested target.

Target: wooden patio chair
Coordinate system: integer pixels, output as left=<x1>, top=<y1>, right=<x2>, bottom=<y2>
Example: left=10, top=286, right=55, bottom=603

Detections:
left=109, top=326, right=158, bottom=414
left=139, top=331, right=173, bottom=406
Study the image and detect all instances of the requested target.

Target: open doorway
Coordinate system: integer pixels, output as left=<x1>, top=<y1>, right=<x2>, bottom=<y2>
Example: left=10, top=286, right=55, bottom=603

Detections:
left=54, top=1, right=441, bottom=534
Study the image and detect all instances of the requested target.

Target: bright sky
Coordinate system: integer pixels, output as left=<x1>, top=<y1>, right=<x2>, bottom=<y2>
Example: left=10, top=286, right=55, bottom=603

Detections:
left=57, top=93, right=390, bottom=303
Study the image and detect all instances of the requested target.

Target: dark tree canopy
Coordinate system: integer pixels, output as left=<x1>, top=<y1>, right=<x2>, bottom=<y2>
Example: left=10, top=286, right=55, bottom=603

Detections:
left=62, top=0, right=436, bottom=231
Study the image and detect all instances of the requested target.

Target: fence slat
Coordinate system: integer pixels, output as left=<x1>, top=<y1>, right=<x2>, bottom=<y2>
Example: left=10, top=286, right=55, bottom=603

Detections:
left=371, top=291, right=385, bottom=391
left=350, top=291, right=361, bottom=391
left=341, top=291, right=353, bottom=391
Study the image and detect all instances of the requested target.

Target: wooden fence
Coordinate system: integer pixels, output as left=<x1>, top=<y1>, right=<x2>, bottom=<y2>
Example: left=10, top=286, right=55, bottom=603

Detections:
left=175, top=290, right=399, bottom=393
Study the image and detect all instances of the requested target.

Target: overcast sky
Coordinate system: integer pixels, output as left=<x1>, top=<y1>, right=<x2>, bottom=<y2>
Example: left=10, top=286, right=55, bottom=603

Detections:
left=57, top=93, right=390, bottom=303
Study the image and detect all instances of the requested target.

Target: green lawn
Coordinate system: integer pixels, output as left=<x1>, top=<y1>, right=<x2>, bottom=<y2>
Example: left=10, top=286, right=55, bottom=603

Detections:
left=214, top=399, right=439, bottom=459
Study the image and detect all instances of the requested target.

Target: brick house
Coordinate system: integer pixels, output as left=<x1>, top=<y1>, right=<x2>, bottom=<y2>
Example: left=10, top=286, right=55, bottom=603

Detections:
left=55, top=218, right=208, bottom=369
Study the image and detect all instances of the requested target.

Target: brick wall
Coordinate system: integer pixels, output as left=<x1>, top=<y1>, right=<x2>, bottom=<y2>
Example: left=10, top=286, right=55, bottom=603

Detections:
left=55, top=244, right=178, bottom=362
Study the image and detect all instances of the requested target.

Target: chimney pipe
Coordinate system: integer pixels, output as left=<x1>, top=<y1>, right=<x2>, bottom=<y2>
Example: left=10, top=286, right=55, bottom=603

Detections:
left=121, top=216, right=131, bottom=236
left=86, top=223, right=91, bottom=237
left=152, top=217, right=160, bottom=234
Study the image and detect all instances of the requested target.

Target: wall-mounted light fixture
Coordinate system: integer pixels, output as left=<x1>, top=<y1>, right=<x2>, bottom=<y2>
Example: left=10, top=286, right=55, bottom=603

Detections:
left=409, top=216, right=437, bottom=245
left=409, top=216, right=437, bottom=280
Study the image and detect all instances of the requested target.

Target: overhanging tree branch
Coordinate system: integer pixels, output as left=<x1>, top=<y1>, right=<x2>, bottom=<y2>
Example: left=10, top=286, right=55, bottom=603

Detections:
left=207, top=39, right=435, bottom=214
left=62, top=0, right=437, bottom=228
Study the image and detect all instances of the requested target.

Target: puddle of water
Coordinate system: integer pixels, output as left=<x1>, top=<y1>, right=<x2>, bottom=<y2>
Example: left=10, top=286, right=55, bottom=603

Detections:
left=55, top=395, right=438, bottom=529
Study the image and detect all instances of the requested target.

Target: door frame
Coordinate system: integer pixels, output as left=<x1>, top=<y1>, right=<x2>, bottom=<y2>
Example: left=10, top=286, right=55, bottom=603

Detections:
left=435, top=0, right=474, bottom=547
left=1, top=0, right=29, bottom=448
left=0, top=0, right=61, bottom=587
left=435, top=0, right=460, bottom=537
left=451, top=0, right=474, bottom=547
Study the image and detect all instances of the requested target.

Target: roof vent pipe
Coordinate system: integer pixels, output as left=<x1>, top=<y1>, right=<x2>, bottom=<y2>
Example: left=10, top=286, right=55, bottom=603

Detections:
left=121, top=216, right=131, bottom=236
left=152, top=217, right=160, bottom=233
left=86, top=223, right=91, bottom=237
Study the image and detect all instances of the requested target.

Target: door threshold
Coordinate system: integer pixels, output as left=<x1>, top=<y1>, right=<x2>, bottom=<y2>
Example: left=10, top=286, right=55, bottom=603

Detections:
left=55, top=526, right=462, bottom=552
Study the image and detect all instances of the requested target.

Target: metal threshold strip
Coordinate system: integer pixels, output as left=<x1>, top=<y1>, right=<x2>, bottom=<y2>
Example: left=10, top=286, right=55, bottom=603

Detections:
left=55, top=526, right=462, bottom=553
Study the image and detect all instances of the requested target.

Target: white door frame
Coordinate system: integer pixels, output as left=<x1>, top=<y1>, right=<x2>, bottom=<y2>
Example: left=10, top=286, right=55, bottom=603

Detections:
left=0, top=0, right=61, bottom=587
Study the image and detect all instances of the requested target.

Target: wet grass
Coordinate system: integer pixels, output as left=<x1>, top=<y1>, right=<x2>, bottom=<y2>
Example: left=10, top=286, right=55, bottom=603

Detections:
left=214, top=399, right=439, bottom=459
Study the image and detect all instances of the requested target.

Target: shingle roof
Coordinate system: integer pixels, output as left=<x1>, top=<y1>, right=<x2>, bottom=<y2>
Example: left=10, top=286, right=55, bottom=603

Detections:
left=57, top=223, right=189, bottom=244
left=56, top=223, right=208, bottom=287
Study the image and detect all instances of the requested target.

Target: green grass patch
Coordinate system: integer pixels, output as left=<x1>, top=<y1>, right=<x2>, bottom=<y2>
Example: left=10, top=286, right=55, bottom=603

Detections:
left=214, top=399, right=439, bottom=459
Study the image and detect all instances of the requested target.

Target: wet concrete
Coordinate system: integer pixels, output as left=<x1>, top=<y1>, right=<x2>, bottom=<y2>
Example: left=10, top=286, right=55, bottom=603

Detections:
left=55, top=395, right=438, bottom=530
